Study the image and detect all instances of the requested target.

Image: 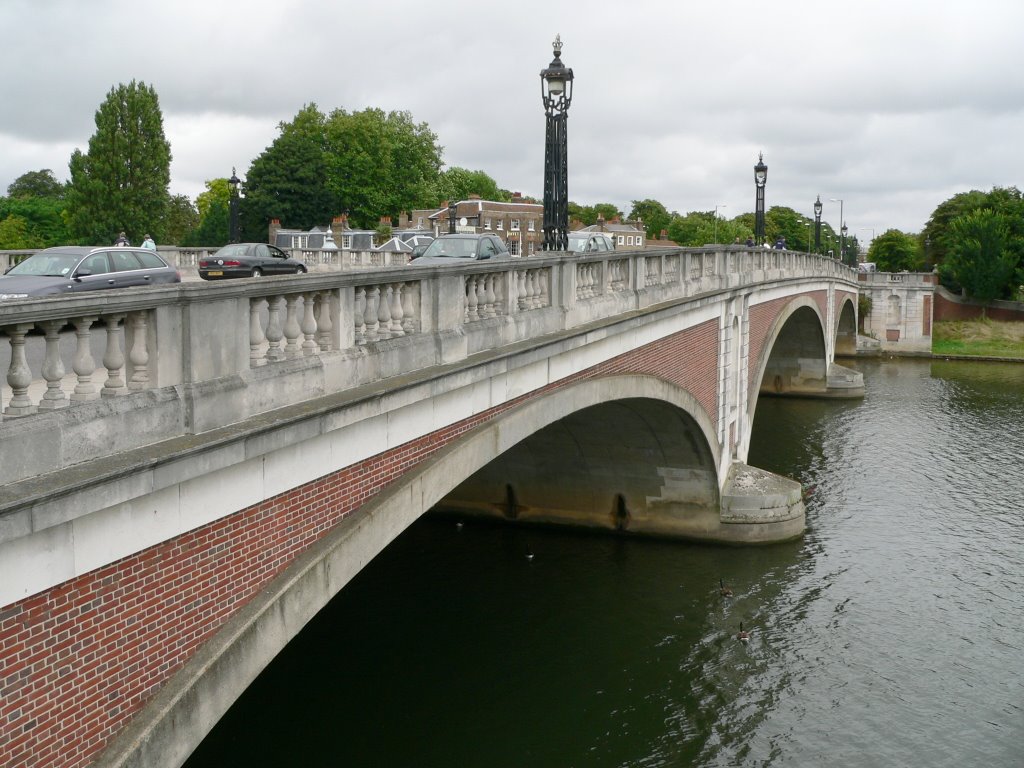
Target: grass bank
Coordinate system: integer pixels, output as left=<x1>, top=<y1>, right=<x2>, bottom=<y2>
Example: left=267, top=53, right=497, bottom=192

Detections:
left=932, top=319, right=1024, bottom=359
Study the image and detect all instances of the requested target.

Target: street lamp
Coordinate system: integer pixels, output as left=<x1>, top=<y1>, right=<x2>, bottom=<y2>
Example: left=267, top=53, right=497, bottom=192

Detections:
left=448, top=200, right=458, bottom=234
left=829, top=197, right=844, bottom=261
left=754, top=154, right=767, bottom=246
left=841, top=221, right=849, bottom=266
left=540, top=34, right=574, bottom=251
left=714, top=204, right=727, bottom=243
left=228, top=167, right=241, bottom=243
left=813, top=195, right=822, bottom=253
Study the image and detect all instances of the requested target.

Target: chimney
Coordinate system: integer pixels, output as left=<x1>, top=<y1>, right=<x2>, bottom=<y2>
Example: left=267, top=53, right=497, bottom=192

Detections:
left=512, top=191, right=522, bottom=201
left=268, top=218, right=281, bottom=245
left=660, top=229, right=668, bottom=240
left=597, top=213, right=605, bottom=232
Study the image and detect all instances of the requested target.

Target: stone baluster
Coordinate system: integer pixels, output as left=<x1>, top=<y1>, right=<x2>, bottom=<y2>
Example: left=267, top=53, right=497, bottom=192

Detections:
left=538, top=269, right=549, bottom=307
left=354, top=287, right=366, bottom=345
left=365, top=286, right=380, bottom=342
left=5, top=323, right=36, bottom=415
left=37, top=319, right=68, bottom=410
left=249, top=297, right=267, bottom=367
left=265, top=296, right=285, bottom=362
left=377, top=285, right=393, bottom=340
left=316, top=292, right=334, bottom=351
left=389, top=283, right=405, bottom=337
left=401, top=282, right=415, bottom=333
left=71, top=316, right=99, bottom=401
left=101, top=314, right=128, bottom=396
left=465, top=276, right=479, bottom=321
left=478, top=275, right=493, bottom=318
left=525, top=270, right=538, bottom=309
left=515, top=271, right=528, bottom=311
left=301, top=292, right=319, bottom=356
left=127, top=311, right=150, bottom=391
left=283, top=294, right=302, bottom=358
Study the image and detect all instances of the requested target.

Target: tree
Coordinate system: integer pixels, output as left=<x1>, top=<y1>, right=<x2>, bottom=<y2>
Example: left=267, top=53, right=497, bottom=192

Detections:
left=922, top=186, right=1024, bottom=268
left=0, top=213, right=39, bottom=249
left=241, top=104, right=333, bottom=242
left=942, top=208, right=1021, bottom=305
left=568, top=201, right=622, bottom=226
left=433, top=167, right=505, bottom=205
left=868, top=229, right=921, bottom=272
left=0, top=196, right=69, bottom=246
left=163, top=194, right=199, bottom=246
left=184, top=199, right=229, bottom=247
left=65, top=80, right=172, bottom=245
left=7, top=169, right=64, bottom=199
left=323, top=107, right=442, bottom=229
left=629, top=199, right=672, bottom=240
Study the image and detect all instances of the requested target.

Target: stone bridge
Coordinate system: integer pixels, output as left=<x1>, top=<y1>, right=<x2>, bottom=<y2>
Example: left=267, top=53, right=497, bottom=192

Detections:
left=0, top=246, right=860, bottom=767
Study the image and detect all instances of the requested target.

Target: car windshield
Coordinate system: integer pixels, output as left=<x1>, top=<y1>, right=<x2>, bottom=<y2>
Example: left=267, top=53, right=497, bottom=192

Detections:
left=421, top=238, right=477, bottom=259
left=567, top=236, right=588, bottom=250
left=7, top=253, right=80, bottom=277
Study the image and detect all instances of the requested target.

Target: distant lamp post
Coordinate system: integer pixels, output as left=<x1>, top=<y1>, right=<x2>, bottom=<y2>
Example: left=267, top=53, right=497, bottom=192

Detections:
left=448, top=200, right=458, bottom=234
left=714, top=204, right=727, bottom=243
left=813, top=195, right=822, bottom=253
left=540, top=34, right=574, bottom=251
left=754, top=154, right=767, bottom=246
left=829, top=197, right=844, bottom=262
left=841, top=221, right=849, bottom=266
left=228, top=167, right=241, bottom=243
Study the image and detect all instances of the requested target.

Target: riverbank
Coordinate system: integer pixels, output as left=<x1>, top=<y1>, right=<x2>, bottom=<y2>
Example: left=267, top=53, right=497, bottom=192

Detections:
left=932, top=318, right=1024, bottom=360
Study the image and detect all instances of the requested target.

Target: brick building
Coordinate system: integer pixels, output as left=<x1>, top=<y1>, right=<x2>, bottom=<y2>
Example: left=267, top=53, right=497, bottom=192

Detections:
left=406, top=193, right=543, bottom=256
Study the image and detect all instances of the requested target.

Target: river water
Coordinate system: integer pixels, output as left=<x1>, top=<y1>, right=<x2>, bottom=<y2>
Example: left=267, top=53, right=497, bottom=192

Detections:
left=185, top=358, right=1024, bottom=767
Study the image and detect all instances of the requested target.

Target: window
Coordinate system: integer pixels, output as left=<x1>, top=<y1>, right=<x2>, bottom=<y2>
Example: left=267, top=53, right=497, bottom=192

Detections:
left=509, top=238, right=520, bottom=256
left=110, top=250, right=142, bottom=271
left=528, top=242, right=535, bottom=255
left=510, top=218, right=520, bottom=231
left=496, top=219, right=503, bottom=230
left=81, top=253, right=109, bottom=274
left=617, top=236, right=624, bottom=245
left=528, top=219, right=535, bottom=231
left=484, top=218, right=491, bottom=230
left=417, top=217, right=424, bottom=227
left=342, top=235, right=353, bottom=249
left=290, top=235, right=309, bottom=249
left=627, top=236, right=634, bottom=246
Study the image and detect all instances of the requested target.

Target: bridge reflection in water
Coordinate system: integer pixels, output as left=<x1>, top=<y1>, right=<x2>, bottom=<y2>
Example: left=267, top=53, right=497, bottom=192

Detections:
left=0, top=246, right=860, bottom=768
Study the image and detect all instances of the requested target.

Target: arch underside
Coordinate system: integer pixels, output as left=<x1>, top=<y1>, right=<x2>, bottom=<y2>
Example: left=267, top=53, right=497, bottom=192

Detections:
left=436, top=397, right=721, bottom=537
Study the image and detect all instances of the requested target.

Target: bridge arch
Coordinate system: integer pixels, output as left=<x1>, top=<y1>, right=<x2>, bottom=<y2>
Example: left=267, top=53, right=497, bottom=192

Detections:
left=98, top=374, right=718, bottom=768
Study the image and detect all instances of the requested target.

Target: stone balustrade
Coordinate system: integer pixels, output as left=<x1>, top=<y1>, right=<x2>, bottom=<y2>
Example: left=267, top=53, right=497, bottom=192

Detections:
left=0, top=247, right=855, bottom=490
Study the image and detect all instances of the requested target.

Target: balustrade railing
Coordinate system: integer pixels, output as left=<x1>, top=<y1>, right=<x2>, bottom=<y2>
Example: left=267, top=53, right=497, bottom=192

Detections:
left=0, top=248, right=856, bottom=480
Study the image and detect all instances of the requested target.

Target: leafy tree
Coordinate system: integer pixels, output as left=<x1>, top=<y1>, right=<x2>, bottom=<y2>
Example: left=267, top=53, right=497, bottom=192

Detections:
left=0, top=213, right=39, bottom=249
left=922, top=186, right=1024, bottom=268
left=163, top=194, right=199, bottom=246
left=629, top=199, right=672, bottom=240
left=323, top=107, right=442, bottom=229
left=184, top=199, right=229, bottom=247
left=196, top=178, right=232, bottom=220
left=7, top=169, right=64, bottom=199
left=241, top=104, right=333, bottom=242
left=941, top=208, right=1021, bottom=305
left=868, top=229, right=922, bottom=271
left=568, top=202, right=623, bottom=227
left=433, top=167, right=506, bottom=205
left=65, top=81, right=171, bottom=245
left=0, top=195, right=69, bottom=246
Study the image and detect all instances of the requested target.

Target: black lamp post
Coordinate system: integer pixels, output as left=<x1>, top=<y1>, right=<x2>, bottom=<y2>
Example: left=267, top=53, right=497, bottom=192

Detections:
left=228, top=167, right=241, bottom=243
left=813, top=195, right=822, bottom=253
left=540, top=34, right=573, bottom=251
left=841, top=221, right=849, bottom=266
left=754, top=153, right=767, bottom=246
left=448, top=200, right=458, bottom=234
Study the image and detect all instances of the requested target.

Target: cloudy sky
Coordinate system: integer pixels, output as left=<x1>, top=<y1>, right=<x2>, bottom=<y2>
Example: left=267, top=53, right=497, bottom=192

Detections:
left=3, top=0, right=1023, bottom=244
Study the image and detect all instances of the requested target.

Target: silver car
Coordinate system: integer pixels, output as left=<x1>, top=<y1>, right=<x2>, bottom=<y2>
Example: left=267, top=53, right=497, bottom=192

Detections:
left=0, top=246, right=181, bottom=299
left=567, top=232, right=615, bottom=253
left=408, top=234, right=510, bottom=264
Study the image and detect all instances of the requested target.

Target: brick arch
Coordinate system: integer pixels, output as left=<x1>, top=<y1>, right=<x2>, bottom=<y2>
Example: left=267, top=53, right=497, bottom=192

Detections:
left=835, top=293, right=858, bottom=356
left=97, top=374, right=718, bottom=768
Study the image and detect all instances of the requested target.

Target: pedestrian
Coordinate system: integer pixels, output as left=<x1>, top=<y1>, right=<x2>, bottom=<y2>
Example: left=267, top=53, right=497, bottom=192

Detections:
left=115, top=231, right=129, bottom=246
left=745, top=236, right=755, bottom=247
left=141, top=234, right=156, bottom=250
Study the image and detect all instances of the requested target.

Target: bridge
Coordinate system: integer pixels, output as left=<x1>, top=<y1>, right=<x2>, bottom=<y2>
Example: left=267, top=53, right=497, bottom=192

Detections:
left=0, top=246, right=861, bottom=767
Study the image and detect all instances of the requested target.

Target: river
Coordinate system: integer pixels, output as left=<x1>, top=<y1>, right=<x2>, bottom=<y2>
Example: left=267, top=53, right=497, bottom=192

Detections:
left=184, top=358, right=1024, bottom=767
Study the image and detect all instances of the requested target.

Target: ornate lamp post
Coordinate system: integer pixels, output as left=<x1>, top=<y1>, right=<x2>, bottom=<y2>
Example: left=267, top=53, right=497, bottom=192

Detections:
left=448, top=200, right=458, bottom=234
left=754, top=154, right=767, bottom=246
left=540, top=34, right=574, bottom=251
left=228, top=167, right=241, bottom=243
left=813, top=195, right=823, bottom=253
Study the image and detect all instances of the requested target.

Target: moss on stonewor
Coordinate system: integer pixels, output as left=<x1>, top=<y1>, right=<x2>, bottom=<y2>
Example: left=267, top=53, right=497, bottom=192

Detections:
left=932, top=319, right=1024, bottom=359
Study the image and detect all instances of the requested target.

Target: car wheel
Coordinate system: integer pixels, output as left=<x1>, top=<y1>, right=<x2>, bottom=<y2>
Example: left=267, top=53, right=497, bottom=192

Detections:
left=296, top=265, right=307, bottom=274
left=251, top=268, right=263, bottom=278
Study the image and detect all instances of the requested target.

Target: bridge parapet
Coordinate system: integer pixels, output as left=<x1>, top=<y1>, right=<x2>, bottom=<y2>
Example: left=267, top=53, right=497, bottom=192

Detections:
left=0, top=248, right=855, bottom=491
